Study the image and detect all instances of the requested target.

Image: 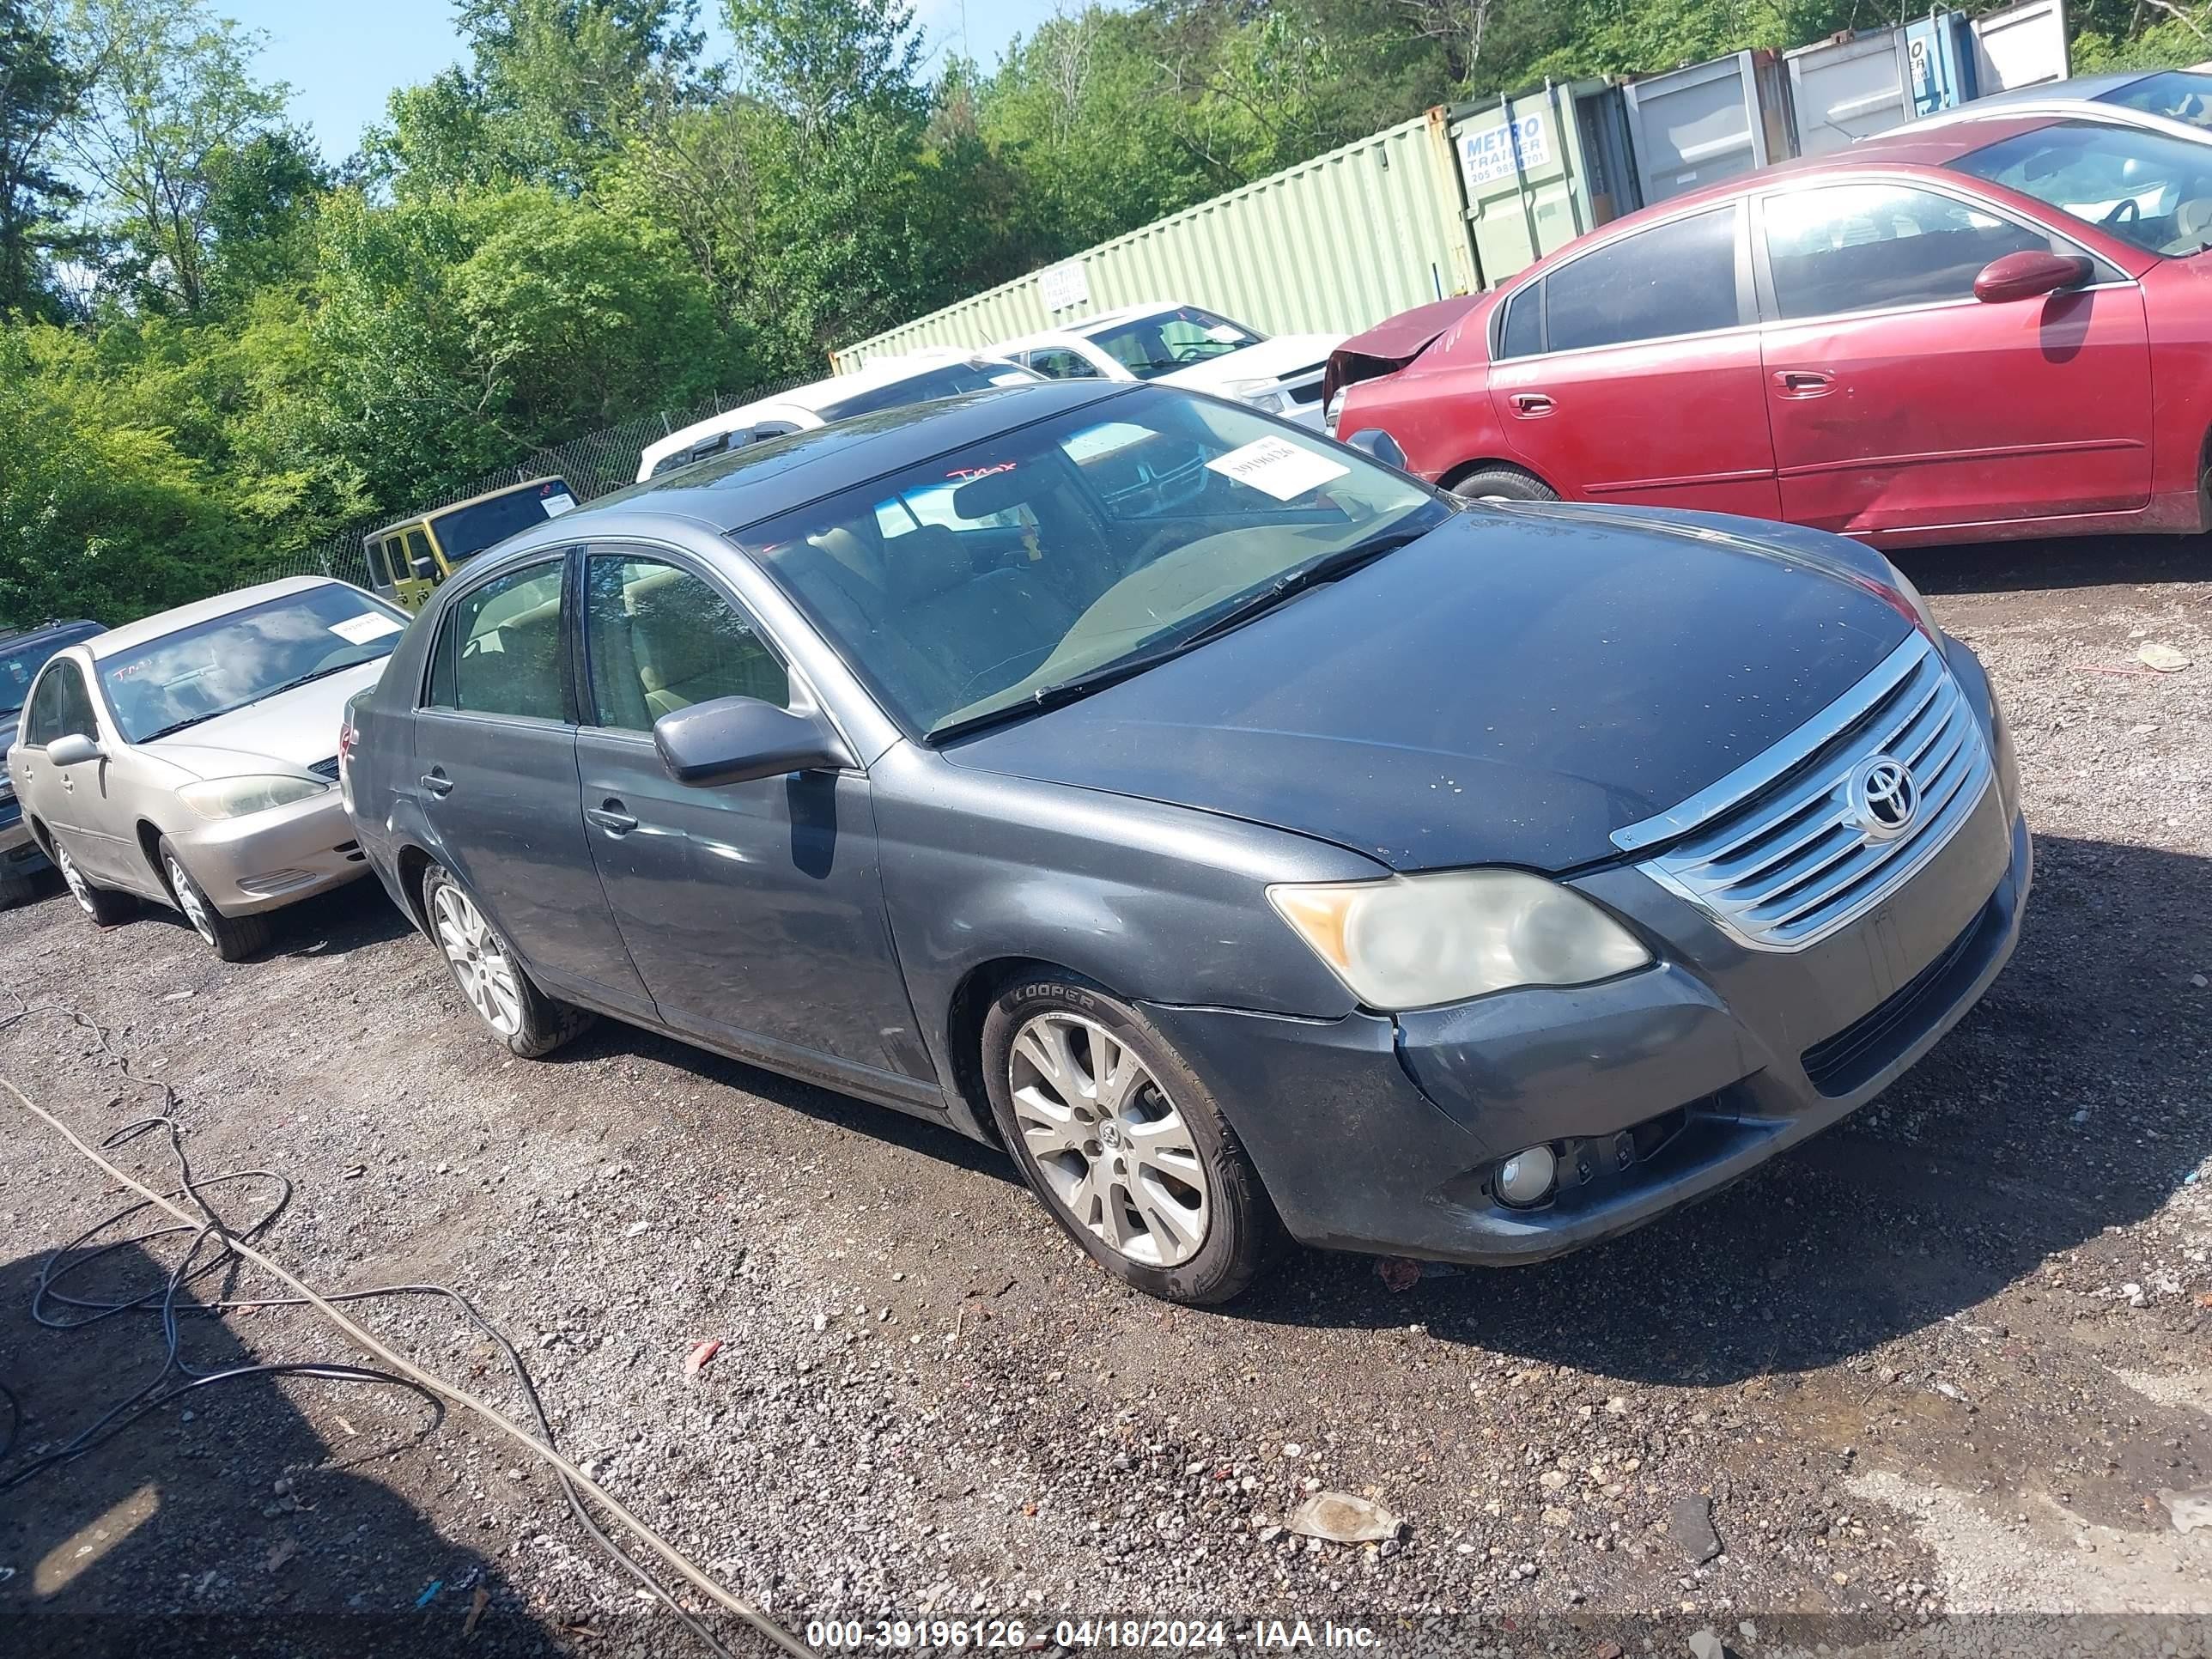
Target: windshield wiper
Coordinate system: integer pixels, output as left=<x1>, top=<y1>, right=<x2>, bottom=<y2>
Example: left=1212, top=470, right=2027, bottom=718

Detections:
left=926, top=521, right=1441, bottom=744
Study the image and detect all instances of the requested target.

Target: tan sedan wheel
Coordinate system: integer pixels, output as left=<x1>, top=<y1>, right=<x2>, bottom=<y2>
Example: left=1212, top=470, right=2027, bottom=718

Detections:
left=158, top=837, right=270, bottom=962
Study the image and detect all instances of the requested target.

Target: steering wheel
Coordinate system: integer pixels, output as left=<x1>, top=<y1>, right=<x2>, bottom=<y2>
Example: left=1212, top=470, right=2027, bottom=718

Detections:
left=2102, top=197, right=2141, bottom=228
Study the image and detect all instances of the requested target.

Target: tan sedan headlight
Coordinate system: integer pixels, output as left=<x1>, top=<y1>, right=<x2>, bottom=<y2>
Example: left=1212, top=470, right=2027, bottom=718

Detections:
left=1269, top=870, right=1650, bottom=1011
left=176, top=775, right=330, bottom=820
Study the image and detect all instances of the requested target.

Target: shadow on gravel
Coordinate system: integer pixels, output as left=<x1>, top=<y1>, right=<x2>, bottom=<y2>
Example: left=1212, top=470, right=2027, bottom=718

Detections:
left=1233, top=833, right=2212, bottom=1384
left=12, top=873, right=416, bottom=963
left=1893, top=531, right=2210, bottom=596
left=0, top=1236, right=560, bottom=1657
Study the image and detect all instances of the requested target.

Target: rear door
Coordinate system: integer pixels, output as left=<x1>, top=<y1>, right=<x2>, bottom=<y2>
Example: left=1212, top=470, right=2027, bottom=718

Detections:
left=1485, top=203, right=1784, bottom=517
left=412, top=555, right=655, bottom=1018
left=571, top=546, right=937, bottom=1098
left=1756, top=178, right=2153, bottom=534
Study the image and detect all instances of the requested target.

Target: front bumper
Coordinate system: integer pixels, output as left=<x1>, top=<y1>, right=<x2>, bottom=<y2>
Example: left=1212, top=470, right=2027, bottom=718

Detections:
left=168, top=789, right=370, bottom=916
left=1143, top=790, right=2031, bottom=1268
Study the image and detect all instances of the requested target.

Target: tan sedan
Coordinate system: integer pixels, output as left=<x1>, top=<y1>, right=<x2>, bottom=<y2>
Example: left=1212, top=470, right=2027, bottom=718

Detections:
left=5, top=577, right=409, bottom=959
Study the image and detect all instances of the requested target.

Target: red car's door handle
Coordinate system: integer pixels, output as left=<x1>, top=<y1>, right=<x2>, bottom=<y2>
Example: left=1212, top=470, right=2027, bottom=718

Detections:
left=1771, top=369, right=1832, bottom=398
left=1509, top=392, right=1555, bottom=416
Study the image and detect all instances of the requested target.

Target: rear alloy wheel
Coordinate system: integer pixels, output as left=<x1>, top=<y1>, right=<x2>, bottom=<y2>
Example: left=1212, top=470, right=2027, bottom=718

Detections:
left=422, top=863, right=590, bottom=1058
left=51, top=836, right=136, bottom=927
left=1450, top=465, right=1559, bottom=504
left=982, top=976, right=1279, bottom=1305
left=159, top=838, right=271, bottom=962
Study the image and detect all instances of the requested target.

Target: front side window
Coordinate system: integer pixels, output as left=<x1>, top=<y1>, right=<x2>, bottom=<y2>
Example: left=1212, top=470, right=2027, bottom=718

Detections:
left=98, top=584, right=408, bottom=745
left=22, top=659, right=95, bottom=744
left=1024, top=347, right=1103, bottom=380
left=743, top=386, right=1449, bottom=739
left=1951, top=119, right=2212, bottom=258
left=1084, top=307, right=1262, bottom=379
left=1544, top=208, right=1741, bottom=354
left=1, top=627, right=95, bottom=719
left=583, top=554, right=788, bottom=731
left=401, top=527, right=437, bottom=578
left=427, top=561, right=568, bottom=721
left=1763, top=183, right=2057, bottom=319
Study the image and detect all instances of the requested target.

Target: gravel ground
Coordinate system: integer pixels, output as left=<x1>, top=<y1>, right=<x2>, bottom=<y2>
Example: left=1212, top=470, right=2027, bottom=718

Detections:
left=1, top=534, right=2209, bottom=1659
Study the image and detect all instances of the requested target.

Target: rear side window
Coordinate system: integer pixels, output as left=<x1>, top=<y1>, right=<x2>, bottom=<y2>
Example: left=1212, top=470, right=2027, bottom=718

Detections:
left=428, top=561, right=568, bottom=720
left=1497, top=283, right=1543, bottom=359
left=1762, top=184, right=2057, bottom=320
left=1543, top=207, right=1741, bottom=353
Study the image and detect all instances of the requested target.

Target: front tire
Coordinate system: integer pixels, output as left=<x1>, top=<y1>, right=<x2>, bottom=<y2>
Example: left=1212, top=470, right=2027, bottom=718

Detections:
left=159, top=838, right=272, bottom=962
left=981, top=975, right=1280, bottom=1305
left=421, top=862, right=590, bottom=1058
left=1449, top=464, right=1559, bottom=503
left=50, top=835, right=137, bottom=927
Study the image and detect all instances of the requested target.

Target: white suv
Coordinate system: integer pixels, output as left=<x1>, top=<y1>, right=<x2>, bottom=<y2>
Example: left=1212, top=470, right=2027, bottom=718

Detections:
left=996, top=301, right=1344, bottom=428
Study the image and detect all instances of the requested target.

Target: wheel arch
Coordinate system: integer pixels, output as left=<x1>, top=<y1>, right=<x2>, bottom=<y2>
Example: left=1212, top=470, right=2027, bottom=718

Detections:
left=394, top=842, right=436, bottom=934
left=1440, top=456, right=1557, bottom=495
left=943, top=955, right=1122, bottom=1150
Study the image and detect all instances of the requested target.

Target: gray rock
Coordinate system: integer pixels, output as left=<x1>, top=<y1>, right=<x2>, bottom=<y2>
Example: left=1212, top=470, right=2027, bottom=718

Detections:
left=1672, top=1494, right=1723, bottom=1564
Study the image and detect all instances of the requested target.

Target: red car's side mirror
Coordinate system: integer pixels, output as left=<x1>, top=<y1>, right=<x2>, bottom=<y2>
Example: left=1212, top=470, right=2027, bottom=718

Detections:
left=1973, top=250, right=2094, bottom=305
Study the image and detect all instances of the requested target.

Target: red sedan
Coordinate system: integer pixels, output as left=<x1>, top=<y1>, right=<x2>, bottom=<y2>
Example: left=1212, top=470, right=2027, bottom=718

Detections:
left=1326, top=114, right=2212, bottom=547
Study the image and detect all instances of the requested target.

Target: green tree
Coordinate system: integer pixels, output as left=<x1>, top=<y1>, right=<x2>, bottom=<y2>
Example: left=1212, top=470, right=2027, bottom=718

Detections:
left=60, top=0, right=293, bottom=316
left=0, top=0, right=83, bottom=316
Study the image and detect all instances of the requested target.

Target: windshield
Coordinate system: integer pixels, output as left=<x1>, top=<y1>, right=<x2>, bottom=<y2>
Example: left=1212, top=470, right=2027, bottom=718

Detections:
left=1083, top=307, right=1263, bottom=380
left=430, top=478, right=577, bottom=569
left=1, top=627, right=95, bottom=717
left=1951, top=119, right=2212, bottom=256
left=816, top=362, right=1038, bottom=422
left=97, top=585, right=408, bottom=744
left=738, top=388, right=1446, bottom=738
left=2101, top=70, right=2212, bottom=130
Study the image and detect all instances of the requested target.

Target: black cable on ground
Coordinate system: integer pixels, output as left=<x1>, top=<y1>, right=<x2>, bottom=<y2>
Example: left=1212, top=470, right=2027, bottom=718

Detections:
left=0, top=991, right=797, bottom=1658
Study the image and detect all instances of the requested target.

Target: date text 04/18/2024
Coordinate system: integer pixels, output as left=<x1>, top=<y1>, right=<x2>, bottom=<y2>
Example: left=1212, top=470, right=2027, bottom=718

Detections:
left=802, top=1620, right=1382, bottom=1650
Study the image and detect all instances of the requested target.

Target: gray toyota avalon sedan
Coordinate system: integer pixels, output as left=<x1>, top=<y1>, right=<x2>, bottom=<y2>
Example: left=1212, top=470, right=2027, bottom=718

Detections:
left=343, top=380, right=2030, bottom=1305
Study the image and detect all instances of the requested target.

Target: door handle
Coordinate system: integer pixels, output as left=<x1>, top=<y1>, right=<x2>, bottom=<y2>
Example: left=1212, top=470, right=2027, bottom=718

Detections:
left=1771, top=369, right=1832, bottom=398
left=586, top=801, right=639, bottom=836
left=420, top=769, right=453, bottom=798
left=1509, top=392, right=1555, bottom=416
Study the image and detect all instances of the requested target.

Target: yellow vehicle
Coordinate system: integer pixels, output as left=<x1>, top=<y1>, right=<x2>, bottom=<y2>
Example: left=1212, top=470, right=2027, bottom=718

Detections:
left=363, top=476, right=579, bottom=611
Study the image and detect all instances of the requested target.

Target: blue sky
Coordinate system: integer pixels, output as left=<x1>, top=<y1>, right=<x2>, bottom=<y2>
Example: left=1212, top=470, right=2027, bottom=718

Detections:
left=226, top=0, right=1049, bottom=163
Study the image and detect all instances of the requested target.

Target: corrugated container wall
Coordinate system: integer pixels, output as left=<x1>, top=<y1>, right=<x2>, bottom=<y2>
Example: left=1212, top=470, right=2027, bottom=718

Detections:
left=1445, top=81, right=1636, bottom=290
left=833, top=113, right=1474, bottom=371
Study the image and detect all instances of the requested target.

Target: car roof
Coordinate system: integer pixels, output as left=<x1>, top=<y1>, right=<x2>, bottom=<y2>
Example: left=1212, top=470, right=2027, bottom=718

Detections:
left=999, top=301, right=1201, bottom=353
left=594, top=380, right=1140, bottom=537
left=83, top=576, right=349, bottom=659
left=370, top=476, right=569, bottom=539
left=0, top=617, right=102, bottom=649
left=1972, top=71, right=2154, bottom=107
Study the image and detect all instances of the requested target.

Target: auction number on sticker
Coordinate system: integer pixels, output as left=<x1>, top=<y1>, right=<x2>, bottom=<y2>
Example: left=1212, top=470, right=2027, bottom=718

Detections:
left=805, top=1620, right=1030, bottom=1650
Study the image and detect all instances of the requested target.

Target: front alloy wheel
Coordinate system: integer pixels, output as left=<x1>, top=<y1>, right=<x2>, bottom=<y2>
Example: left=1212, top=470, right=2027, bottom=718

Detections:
left=1008, top=1012, right=1209, bottom=1268
left=981, top=976, right=1279, bottom=1305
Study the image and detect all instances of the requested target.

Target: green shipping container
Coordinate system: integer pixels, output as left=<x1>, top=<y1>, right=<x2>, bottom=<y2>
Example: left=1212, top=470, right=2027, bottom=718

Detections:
left=1445, top=80, right=1639, bottom=290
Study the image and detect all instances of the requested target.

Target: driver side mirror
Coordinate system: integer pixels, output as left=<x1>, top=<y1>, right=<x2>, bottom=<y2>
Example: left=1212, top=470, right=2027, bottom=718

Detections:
left=1973, top=251, right=2094, bottom=305
left=1343, top=428, right=1409, bottom=470
left=653, top=696, right=854, bottom=787
left=46, top=732, right=103, bottom=767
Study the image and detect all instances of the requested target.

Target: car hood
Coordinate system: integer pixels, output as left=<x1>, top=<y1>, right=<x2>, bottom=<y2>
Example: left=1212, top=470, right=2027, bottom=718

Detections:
left=1163, top=335, right=1344, bottom=391
left=940, top=505, right=1920, bottom=872
left=138, top=659, right=387, bottom=779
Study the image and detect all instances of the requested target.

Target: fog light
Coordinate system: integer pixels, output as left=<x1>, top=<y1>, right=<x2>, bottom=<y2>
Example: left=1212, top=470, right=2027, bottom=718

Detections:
left=1495, top=1145, right=1558, bottom=1208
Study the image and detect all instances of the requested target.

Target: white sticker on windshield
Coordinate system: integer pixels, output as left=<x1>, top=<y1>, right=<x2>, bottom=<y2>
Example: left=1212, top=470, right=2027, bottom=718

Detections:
left=328, top=611, right=404, bottom=645
left=1205, top=324, right=1244, bottom=343
left=541, top=492, right=577, bottom=517
left=988, top=372, right=1031, bottom=386
left=1203, top=436, right=1349, bottom=501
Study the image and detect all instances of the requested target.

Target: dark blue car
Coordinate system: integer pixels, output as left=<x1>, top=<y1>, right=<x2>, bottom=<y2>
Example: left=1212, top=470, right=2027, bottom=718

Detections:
left=343, top=381, right=2031, bottom=1304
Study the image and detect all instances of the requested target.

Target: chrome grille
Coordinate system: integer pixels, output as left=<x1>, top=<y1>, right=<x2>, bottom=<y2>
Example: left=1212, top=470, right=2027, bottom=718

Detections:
left=1615, top=633, right=1992, bottom=951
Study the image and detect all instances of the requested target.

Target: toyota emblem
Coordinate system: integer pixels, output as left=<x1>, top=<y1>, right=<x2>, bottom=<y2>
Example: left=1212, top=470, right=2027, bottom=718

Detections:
left=1849, top=755, right=1918, bottom=840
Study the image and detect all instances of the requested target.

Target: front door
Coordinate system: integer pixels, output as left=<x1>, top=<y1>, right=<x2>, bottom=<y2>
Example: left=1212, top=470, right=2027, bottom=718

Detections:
left=413, top=555, right=654, bottom=1019
left=1757, top=179, right=2154, bottom=534
left=1485, top=203, right=1784, bottom=518
left=572, top=547, right=936, bottom=1101
left=21, top=659, right=135, bottom=884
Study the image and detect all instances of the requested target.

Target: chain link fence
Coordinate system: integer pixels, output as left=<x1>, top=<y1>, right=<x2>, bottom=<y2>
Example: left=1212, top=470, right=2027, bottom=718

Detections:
left=258, top=374, right=810, bottom=592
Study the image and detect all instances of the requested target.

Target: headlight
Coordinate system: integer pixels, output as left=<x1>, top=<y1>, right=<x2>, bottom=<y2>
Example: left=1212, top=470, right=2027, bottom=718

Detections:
left=1222, top=378, right=1289, bottom=414
left=1323, top=390, right=1346, bottom=434
left=177, top=775, right=330, bottom=820
left=1269, top=870, right=1650, bottom=1010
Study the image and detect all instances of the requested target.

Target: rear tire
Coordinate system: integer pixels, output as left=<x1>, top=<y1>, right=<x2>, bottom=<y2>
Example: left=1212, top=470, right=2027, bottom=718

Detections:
left=981, top=974, right=1280, bottom=1306
left=50, top=835, right=137, bottom=928
left=159, top=837, right=272, bottom=962
left=1449, top=465, right=1559, bottom=504
left=421, top=862, right=591, bottom=1058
